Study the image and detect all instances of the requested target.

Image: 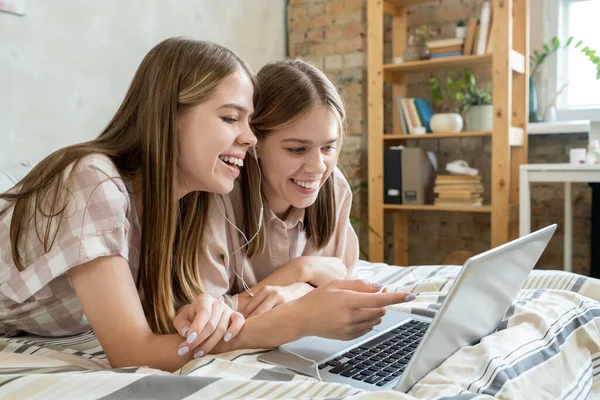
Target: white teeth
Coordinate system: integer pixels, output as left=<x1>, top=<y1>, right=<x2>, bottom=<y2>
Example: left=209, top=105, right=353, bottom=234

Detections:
left=219, top=156, right=244, bottom=167
left=292, top=179, right=319, bottom=189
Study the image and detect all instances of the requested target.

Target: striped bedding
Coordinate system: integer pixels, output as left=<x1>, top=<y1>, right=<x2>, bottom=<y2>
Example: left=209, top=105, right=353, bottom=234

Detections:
left=0, top=262, right=599, bottom=400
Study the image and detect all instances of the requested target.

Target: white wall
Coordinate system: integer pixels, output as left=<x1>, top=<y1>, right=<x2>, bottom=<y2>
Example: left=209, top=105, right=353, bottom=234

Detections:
left=0, top=0, right=286, bottom=165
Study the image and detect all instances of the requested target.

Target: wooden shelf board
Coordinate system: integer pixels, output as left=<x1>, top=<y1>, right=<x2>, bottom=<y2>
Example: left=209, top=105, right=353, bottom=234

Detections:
left=385, top=0, right=434, bottom=7
left=384, top=55, right=492, bottom=78
left=383, top=131, right=492, bottom=140
left=384, top=204, right=492, bottom=213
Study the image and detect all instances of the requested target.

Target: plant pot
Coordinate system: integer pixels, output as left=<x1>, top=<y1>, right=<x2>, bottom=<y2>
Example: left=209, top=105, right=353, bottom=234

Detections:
left=465, top=105, right=493, bottom=131
left=430, top=113, right=464, bottom=133
left=455, top=26, right=467, bottom=39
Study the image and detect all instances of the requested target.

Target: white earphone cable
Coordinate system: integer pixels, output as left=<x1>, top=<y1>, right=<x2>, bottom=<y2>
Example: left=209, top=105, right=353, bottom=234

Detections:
left=279, top=347, right=323, bottom=382
left=216, top=147, right=324, bottom=381
left=214, top=146, right=264, bottom=298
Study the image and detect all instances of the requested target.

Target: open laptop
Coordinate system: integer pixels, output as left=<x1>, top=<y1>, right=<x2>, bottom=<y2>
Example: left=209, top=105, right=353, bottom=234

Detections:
left=258, top=224, right=557, bottom=392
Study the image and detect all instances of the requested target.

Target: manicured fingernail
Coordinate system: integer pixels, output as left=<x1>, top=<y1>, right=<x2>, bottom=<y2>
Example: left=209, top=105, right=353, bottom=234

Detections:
left=186, top=331, right=197, bottom=344
left=372, top=282, right=384, bottom=288
left=405, top=294, right=416, bottom=302
left=182, top=326, right=189, bottom=336
left=194, top=350, right=205, bottom=359
left=223, top=332, right=232, bottom=342
left=178, top=346, right=189, bottom=356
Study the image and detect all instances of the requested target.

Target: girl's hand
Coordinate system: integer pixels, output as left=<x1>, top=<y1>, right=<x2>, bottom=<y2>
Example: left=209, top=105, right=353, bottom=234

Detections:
left=240, top=282, right=314, bottom=318
left=173, top=294, right=245, bottom=358
left=294, top=279, right=415, bottom=340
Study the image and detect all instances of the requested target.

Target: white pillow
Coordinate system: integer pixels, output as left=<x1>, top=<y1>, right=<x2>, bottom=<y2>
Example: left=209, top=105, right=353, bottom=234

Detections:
left=0, top=161, right=31, bottom=193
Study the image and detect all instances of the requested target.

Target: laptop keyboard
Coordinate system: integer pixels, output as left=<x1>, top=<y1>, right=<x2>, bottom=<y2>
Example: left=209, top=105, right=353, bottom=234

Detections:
left=318, top=319, right=430, bottom=387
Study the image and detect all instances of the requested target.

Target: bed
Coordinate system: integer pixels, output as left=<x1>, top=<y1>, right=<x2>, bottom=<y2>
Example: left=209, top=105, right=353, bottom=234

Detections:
left=0, top=261, right=598, bottom=400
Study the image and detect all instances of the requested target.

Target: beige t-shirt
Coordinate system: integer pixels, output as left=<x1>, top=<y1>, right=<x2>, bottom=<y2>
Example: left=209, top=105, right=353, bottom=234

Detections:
left=199, top=167, right=359, bottom=310
left=0, top=154, right=140, bottom=337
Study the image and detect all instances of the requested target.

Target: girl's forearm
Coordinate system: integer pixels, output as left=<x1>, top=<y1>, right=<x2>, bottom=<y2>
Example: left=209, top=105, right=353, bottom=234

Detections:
left=107, top=333, right=193, bottom=373
left=236, top=262, right=309, bottom=310
left=210, top=300, right=305, bottom=353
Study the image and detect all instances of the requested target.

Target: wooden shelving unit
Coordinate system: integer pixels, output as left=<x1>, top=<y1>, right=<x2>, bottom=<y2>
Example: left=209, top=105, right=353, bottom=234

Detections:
left=383, top=204, right=493, bottom=213
left=367, top=0, right=530, bottom=265
left=384, top=54, right=492, bottom=76
left=383, top=131, right=492, bottom=140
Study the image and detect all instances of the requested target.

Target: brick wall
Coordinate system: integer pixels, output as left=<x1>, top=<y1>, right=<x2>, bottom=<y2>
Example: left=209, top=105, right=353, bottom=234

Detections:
left=288, top=0, right=370, bottom=254
left=287, top=0, right=592, bottom=275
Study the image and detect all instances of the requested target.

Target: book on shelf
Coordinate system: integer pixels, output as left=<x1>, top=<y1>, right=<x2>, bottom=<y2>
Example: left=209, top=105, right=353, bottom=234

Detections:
left=426, top=38, right=464, bottom=49
left=463, top=18, right=478, bottom=55
left=436, top=191, right=483, bottom=200
left=395, top=97, right=434, bottom=134
left=485, top=14, right=494, bottom=54
left=430, top=51, right=463, bottom=59
left=430, top=45, right=463, bottom=54
left=435, top=185, right=483, bottom=194
left=475, top=1, right=492, bottom=55
left=436, top=174, right=481, bottom=181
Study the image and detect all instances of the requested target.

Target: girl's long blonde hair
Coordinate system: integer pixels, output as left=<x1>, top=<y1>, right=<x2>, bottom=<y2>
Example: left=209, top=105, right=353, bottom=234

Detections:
left=0, top=37, right=253, bottom=335
left=241, top=59, right=346, bottom=258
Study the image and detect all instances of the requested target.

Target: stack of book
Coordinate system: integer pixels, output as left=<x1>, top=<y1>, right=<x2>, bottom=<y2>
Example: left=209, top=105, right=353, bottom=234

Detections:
left=426, top=38, right=464, bottom=59
left=434, top=175, right=484, bottom=207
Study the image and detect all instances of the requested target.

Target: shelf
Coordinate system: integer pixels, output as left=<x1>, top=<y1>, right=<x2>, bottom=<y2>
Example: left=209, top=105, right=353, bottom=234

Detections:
left=385, top=0, right=434, bottom=8
left=384, top=55, right=492, bottom=80
left=383, top=131, right=492, bottom=140
left=384, top=204, right=492, bottom=213
left=528, top=120, right=591, bottom=135
left=367, top=0, right=529, bottom=264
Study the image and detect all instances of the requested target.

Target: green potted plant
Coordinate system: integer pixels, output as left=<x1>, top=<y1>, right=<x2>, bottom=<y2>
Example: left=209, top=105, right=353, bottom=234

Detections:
left=529, top=36, right=600, bottom=122
left=455, top=19, right=467, bottom=39
left=429, top=68, right=493, bottom=132
left=427, top=74, right=463, bottom=133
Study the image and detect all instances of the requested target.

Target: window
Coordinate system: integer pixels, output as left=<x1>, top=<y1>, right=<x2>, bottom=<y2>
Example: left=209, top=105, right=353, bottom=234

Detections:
left=557, top=0, right=600, bottom=110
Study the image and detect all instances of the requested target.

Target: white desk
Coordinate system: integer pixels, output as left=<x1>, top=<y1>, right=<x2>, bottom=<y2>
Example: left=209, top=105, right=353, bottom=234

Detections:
left=519, top=163, right=600, bottom=272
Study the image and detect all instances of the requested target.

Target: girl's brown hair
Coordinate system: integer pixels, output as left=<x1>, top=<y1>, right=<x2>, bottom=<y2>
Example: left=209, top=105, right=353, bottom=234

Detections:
left=241, top=59, right=346, bottom=258
left=0, top=37, right=253, bottom=335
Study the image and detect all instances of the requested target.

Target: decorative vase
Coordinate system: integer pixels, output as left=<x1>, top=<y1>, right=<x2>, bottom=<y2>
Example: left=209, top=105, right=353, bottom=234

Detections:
left=430, top=113, right=463, bottom=133
left=528, top=75, right=542, bottom=122
left=455, top=26, right=467, bottom=39
left=543, top=105, right=557, bottom=122
left=465, top=105, right=493, bottom=131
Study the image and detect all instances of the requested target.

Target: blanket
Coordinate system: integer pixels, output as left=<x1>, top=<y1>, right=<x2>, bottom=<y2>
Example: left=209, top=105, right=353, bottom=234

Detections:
left=1, top=263, right=599, bottom=400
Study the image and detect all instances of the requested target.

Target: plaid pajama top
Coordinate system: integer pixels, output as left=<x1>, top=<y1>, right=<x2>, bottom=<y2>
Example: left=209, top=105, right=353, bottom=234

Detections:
left=0, top=154, right=140, bottom=337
